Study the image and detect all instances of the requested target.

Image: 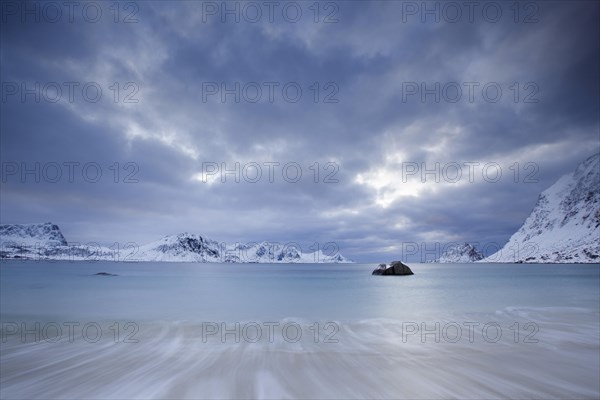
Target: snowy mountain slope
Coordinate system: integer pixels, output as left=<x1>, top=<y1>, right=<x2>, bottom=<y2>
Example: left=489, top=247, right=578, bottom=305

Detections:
left=228, top=241, right=349, bottom=263
left=128, top=235, right=352, bottom=263
left=434, top=243, right=484, bottom=263
left=0, top=226, right=352, bottom=263
left=484, top=153, right=599, bottom=263
left=131, top=233, right=224, bottom=262
left=0, top=222, right=67, bottom=248
left=0, top=222, right=70, bottom=259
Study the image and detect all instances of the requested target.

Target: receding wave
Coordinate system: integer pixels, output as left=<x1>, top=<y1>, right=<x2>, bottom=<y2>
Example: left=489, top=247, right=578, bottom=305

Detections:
left=1, top=308, right=599, bottom=399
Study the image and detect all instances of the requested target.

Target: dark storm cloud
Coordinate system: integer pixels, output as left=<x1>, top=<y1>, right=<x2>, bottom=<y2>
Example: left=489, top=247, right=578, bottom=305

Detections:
left=1, top=1, right=598, bottom=261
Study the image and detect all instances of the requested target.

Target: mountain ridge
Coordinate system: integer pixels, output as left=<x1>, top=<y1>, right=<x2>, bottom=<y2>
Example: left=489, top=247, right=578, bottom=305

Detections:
left=0, top=224, right=352, bottom=263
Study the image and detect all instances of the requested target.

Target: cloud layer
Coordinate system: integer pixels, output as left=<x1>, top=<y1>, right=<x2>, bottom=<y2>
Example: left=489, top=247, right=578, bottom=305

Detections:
left=1, top=1, right=599, bottom=261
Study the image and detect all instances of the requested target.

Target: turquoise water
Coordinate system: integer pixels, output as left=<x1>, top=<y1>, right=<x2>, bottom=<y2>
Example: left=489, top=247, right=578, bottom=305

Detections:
left=1, top=261, right=599, bottom=399
left=1, top=261, right=598, bottom=321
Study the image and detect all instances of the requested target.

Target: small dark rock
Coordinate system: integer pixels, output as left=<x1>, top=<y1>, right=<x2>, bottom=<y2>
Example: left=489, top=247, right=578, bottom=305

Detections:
left=372, top=261, right=414, bottom=276
left=94, top=272, right=118, bottom=276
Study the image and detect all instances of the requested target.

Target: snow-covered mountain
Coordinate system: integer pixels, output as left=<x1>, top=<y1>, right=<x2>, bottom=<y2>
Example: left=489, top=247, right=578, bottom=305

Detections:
left=229, top=241, right=349, bottom=263
left=0, top=222, right=67, bottom=248
left=132, top=233, right=224, bottom=262
left=485, top=153, right=599, bottom=263
left=0, top=223, right=69, bottom=259
left=131, top=234, right=350, bottom=263
left=0, top=226, right=352, bottom=263
left=434, top=243, right=484, bottom=263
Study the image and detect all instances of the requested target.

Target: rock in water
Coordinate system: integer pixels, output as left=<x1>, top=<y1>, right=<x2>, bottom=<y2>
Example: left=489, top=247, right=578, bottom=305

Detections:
left=372, top=261, right=414, bottom=275
left=390, top=261, right=414, bottom=275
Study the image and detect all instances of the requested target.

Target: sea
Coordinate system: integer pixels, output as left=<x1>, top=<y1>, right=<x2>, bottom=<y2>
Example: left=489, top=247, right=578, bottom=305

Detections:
left=1, top=261, right=599, bottom=399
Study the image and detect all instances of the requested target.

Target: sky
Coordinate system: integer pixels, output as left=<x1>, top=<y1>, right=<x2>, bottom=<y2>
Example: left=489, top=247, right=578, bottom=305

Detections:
left=1, top=0, right=599, bottom=262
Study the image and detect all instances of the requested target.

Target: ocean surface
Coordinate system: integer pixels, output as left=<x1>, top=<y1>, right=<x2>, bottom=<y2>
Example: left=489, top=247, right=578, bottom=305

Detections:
left=1, top=261, right=599, bottom=399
